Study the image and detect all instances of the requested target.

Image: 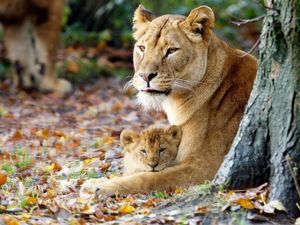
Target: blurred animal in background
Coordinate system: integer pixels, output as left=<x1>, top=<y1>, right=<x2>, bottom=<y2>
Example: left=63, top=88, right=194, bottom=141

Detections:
left=0, top=0, right=71, bottom=93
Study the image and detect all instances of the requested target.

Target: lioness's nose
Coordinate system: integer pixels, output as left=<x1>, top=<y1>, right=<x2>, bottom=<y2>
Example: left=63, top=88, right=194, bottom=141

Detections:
left=148, top=161, right=159, bottom=169
left=139, top=72, right=158, bottom=83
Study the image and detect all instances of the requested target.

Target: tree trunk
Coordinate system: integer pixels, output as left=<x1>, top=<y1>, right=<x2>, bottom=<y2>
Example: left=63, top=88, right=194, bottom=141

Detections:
left=214, top=0, right=300, bottom=217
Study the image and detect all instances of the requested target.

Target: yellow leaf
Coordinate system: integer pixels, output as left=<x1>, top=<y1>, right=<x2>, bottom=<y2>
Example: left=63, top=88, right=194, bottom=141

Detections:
left=46, top=162, right=61, bottom=172
left=3, top=215, right=20, bottom=225
left=20, top=213, right=31, bottom=219
left=119, top=204, right=135, bottom=214
left=25, top=197, right=37, bottom=205
left=109, top=174, right=116, bottom=179
left=103, top=136, right=115, bottom=145
left=236, top=198, right=254, bottom=209
left=260, top=193, right=267, bottom=204
left=68, top=218, right=81, bottom=225
left=175, top=187, right=184, bottom=194
left=83, top=158, right=98, bottom=166
left=57, top=136, right=66, bottom=144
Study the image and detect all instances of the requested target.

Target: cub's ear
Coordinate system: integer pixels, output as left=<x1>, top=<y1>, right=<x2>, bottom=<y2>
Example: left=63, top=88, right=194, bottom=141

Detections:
left=120, top=129, right=140, bottom=148
left=132, top=5, right=155, bottom=40
left=181, top=6, right=215, bottom=41
left=166, top=125, right=182, bottom=142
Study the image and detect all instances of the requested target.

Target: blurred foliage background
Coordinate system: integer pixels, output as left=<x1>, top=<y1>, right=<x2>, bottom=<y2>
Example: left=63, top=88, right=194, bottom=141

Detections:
left=0, top=0, right=264, bottom=83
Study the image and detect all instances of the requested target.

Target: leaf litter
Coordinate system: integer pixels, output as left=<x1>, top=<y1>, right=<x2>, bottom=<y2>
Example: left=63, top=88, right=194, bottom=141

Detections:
left=0, top=78, right=294, bottom=224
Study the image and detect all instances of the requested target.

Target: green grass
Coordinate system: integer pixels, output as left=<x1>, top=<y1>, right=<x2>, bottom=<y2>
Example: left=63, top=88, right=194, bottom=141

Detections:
left=152, top=191, right=169, bottom=199
left=13, top=147, right=32, bottom=168
left=2, top=163, right=15, bottom=176
left=195, top=180, right=213, bottom=196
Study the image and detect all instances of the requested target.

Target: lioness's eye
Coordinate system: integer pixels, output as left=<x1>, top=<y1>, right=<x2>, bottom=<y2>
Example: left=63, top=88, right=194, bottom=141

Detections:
left=159, top=148, right=166, bottom=154
left=140, top=149, right=146, bottom=155
left=165, top=48, right=179, bottom=57
left=137, top=45, right=145, bottom=52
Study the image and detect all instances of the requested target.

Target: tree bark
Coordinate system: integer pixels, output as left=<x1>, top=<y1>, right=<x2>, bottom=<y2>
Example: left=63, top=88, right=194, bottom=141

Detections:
left=214, top=0, right=300, bottom=217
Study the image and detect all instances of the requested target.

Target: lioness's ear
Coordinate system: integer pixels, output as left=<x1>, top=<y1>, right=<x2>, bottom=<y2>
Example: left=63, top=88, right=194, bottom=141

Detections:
left=166, top=125, right=182, bottom=143
left=132, top=5, right=155, bottom=40
left=120, top=129, right=139, bottom=149
left=181, top=6, right=215, bottom=41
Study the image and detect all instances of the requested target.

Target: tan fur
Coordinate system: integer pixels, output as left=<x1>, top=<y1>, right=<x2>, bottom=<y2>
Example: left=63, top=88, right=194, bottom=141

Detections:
left=121, top=125, right=181, bottom=175
left=80, top=5, right=257, bottom=196
left=0, top=0, right=71, bottom=93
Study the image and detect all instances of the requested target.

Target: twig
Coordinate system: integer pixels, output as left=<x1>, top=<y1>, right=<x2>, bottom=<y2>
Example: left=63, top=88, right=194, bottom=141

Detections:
left=240, top=38, right=261, bottom=57
left=231, top=15, right=265, bottom=26
left=286, top=155, right=300, bottom=199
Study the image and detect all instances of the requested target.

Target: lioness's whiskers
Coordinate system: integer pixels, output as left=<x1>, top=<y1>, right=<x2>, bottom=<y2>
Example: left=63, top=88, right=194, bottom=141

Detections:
left=175, top=78, right=196, bottom=85
left=123, top=79, right=135, bottom=92
left=173, top=82, right=196, bottom=95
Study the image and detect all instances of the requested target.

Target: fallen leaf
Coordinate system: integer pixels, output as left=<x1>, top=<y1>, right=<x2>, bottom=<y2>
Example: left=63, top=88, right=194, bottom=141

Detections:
left=67, top=61, right=80, bottom=73
left=2, top=215, right=20, bottom=225
left=174, top=187, right=184, bottom=195
left=119, top=204, right=135, bottom=214
left=195, top=206, right=210, bottom=214
left=46, top=162, right=61, bottom=172
left=235, top=198, right=254, bottom=209
left=25, top=196, right=37, bottom=205
left=103, top=136, right=116, bottom=145
left=263, top=200, right=287, bottom=213
left=0, top=171, right=8, bottom=186
left=100, top=162, right=111, bottom=172
left=10, top=130, right=23, bottom=141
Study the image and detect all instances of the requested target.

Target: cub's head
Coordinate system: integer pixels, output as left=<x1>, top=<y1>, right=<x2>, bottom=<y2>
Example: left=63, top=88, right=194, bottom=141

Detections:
left=120, top=125, right=182, bottom=172
left=131, top=5, right=215, bottom=111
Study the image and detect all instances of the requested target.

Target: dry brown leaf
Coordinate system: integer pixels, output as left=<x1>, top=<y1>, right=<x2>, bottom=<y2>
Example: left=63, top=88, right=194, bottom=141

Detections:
left=10, top=130, right=23, bottom=141
left=100, top=162, right=111, bottom=172
left=195, top=206, right=210, bottom=214
left=0, top=171, right=8, bottom=186
left=67, top=61, right=80, bottom=73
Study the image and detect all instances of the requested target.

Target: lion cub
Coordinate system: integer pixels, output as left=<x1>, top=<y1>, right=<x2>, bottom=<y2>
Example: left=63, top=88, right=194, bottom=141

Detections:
left=120, top=125, right=182, bottom=175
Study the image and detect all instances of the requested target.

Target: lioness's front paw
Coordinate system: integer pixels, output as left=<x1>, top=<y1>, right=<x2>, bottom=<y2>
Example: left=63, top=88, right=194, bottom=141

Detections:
left=94, top=180, right=123, bottom=197
left=80, top=178, right=107, bottom=199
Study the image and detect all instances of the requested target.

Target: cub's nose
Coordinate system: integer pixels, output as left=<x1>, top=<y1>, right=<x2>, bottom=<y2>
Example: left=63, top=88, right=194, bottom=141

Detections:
left=148, top=161, right=159, bottom=169
left=139, top=72, right=158, bottom=83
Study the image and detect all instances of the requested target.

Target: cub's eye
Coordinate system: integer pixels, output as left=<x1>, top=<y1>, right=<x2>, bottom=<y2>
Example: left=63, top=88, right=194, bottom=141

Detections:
left=140, top=149, right=147, bottom=155
left=165, top=47, right=179, bottom=57
left=159, top=148, right=166, bottom=154
left=137, top=45, right=145, bottom=52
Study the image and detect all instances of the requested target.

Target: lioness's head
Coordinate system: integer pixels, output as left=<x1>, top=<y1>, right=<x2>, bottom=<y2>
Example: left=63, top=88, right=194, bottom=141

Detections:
left=121, top=125, right=181, bottom=172
left=131, top=5, right=215, bottom=111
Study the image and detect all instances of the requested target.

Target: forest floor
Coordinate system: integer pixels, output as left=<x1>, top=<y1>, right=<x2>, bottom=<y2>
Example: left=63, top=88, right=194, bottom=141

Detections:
left=0, top=77, right=295, bottom=225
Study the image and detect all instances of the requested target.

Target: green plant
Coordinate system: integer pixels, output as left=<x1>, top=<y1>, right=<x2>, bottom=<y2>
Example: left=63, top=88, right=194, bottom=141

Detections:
left=152, top=191, right=168, bottom=199
left=2, top=163, right=15, bottom=176
left=85, top=170, right=99, bottom=179
left=195, top=180, right=213, bottom=196
left=13, top=147, right=31, bottom=168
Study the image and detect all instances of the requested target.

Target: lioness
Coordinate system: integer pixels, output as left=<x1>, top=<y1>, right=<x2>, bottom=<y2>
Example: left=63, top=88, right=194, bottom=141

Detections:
left=0, top=0, right=71, bottom=93
left=80, top=5, right=257, bottom=196
left=121, top=125, right=181, bottom=175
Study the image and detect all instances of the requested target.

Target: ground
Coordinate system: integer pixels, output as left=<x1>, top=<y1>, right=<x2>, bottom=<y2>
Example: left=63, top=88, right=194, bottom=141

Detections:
left=0, top=78, right=295, bottom=224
